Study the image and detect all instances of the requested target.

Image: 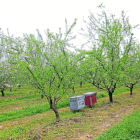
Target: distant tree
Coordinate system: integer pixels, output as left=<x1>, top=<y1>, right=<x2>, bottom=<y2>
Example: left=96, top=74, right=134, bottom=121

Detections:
left=121, top=42, right=140, bottom=95
left=0, top=31, right=12, bottom=96
left=79, top=4, right=139, bottom=103
left=0, top=29, right=30, bottom=96
left=0, top=62, right=12, bottom=96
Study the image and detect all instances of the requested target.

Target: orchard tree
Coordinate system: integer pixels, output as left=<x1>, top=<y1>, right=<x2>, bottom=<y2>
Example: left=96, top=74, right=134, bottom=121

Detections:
left=0, top=61, right=13, bottom=96
left=79, top=4, right=139, bottom=103
left=68, top=51, right=86, bottom=92
left=0, top=32, right=15, bottom=96
left=0, top=51, right=19, bottom=96
left=121, top=42, right=140, bottom=95
left=1, top=30, right=32, bottom=91
left=2, top=19, right=83, bottom=121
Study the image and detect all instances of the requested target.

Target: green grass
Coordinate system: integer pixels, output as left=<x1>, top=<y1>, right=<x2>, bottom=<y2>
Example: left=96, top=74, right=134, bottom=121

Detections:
left=0, top=85, right=140, bottom=123
left=0, top=83, right=140, bottom=140
left=2, top=86, right=35, bottom=95
left=94, top=109, right=140, bottom=140
left=0, top=110, right=84, bottom=140
left=0, top=99, right=70, bottom=122
left=0, top=93, right=44, bottom=107
left=0, top=94, right=40, bottom=103
left=0, top=104, right=49, bottom=122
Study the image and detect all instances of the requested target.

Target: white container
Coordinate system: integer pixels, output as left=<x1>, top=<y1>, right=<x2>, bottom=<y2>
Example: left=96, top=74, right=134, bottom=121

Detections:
left=68, top=95, right=85, bottom=110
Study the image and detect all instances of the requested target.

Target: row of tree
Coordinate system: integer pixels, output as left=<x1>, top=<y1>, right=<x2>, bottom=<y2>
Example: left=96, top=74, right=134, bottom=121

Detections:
left=0, top=4, right=140, bottom=121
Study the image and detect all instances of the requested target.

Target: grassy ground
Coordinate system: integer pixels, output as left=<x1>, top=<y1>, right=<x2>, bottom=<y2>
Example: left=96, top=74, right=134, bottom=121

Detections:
left=0, top=84, right=139, bottom=123
left=0, top=83, right=140, bottom=139
left=94, top=108, right=140, bottom=140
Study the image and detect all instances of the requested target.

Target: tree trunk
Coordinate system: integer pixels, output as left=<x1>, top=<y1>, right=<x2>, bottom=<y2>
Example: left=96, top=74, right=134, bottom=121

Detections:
left=109, top=91, right=113, bottom=103
left=51, top=106, right=60, bottom=121
left=130, top=84, right=134, bottom=95
left=1, top=90, right=4, bottom=97
left=80, top=81, right=82, bottom=88
left=49, top=97, right=60, bottom=121
left=72, top=86, right=75, bottom=94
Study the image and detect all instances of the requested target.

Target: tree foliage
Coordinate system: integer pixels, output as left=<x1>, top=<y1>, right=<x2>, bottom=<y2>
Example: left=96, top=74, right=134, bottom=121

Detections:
left=1, top=19, right=83, bottom=121
left=79, top=4, right=139, bottom=102
left=122, top=42, right=140, bottom=95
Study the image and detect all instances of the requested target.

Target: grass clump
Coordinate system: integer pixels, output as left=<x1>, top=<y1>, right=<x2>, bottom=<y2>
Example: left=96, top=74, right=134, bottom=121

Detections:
left=95, top=109, right=140, bottom=140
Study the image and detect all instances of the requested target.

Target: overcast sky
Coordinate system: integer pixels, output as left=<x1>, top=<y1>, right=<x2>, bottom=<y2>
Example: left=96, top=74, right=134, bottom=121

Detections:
left=0, top=0, right=140, bottom=49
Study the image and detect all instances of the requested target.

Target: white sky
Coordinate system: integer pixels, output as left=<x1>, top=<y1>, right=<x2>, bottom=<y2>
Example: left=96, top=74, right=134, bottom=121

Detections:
left=0, top=0, right=140, bottom=49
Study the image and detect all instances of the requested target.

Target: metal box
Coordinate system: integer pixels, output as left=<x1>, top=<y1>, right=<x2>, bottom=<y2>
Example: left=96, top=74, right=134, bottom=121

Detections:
left=83, top=92, right=97, bottom=106
left=68, top=95, right=85, bottom=110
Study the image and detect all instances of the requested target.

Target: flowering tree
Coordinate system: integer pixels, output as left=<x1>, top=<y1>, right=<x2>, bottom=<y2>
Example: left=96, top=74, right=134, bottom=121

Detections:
left=1, top=19, right=83, bottom=121
left=0, top=33, right=14, bottom=96
left=0, top=61, right=12, bottom=96
left=79, top=4, right=139, bottom=103
left=121, top=42, right=140, bottom=95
